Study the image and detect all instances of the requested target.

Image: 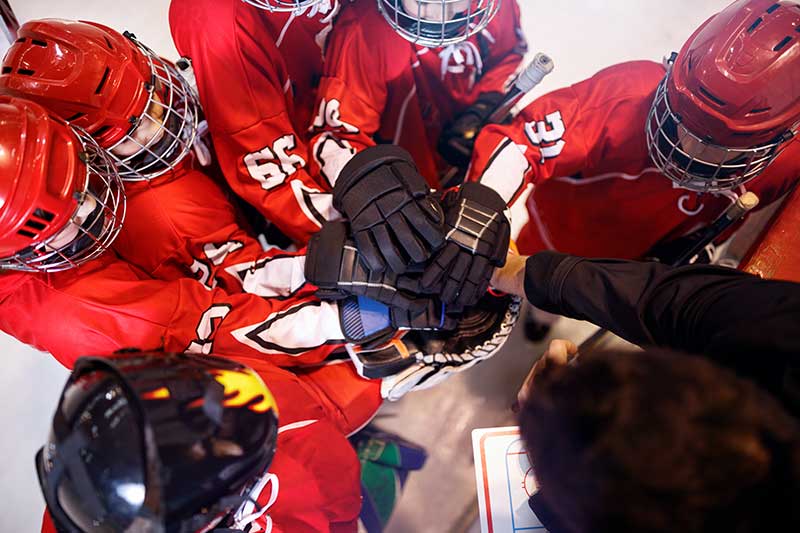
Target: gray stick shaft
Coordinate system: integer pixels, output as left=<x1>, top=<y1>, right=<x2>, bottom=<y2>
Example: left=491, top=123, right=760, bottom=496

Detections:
left=0, top=0, right=18, bottom=43
left=487, top=53, right=554, bottom=124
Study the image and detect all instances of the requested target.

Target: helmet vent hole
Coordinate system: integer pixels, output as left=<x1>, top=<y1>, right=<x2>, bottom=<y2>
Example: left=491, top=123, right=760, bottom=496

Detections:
left=104, top=37, right=114, bottom=50
left=750, top=107, right=772, bottom=114
left=94, top=125, right=111, bottom=138
left=773, top=36, right=793, bottom=52
left=17, top=69, right=34, bottom=76
left=1, top=67, right=11, bottom=74
left=33, top=208, right=56, bottom=223
left=16, top=229, right=36, bottom=239
left=24, top=219, right=46, bottom=231
left=747, top=17, right=763, bottom=33
left=30, top=39, right=47, bottom=48
left=14, top=38, right=24, bottom=43
left=66, top=112, right=85, bottom=122
left=698, top=86, right=727, bottom=107
left=95, top=67, right=111, bottom=94
left=766, top=3, right=780, bottom=14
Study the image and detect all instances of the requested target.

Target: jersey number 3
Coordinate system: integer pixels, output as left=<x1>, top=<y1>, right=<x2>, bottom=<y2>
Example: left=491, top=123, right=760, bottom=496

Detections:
left=524, top=110, right=566, bottom=161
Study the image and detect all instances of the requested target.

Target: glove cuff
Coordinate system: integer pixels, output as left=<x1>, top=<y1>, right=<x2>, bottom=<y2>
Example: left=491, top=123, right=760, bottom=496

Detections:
left=304, top=221, right=348, bottom=289
left=339, top=296, right=397, bottom=348
left=457, top=182, right=508, bottom=212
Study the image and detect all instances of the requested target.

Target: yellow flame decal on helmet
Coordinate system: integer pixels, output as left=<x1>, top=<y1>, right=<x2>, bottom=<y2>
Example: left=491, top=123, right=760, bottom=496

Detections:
left=212, top=369, right=279, bottom=416
left=141, top=387, right=171, bottom=400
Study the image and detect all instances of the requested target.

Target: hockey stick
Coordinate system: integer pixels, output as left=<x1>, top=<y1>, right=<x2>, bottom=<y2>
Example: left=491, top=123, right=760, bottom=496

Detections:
left=441, top=52, right=554, bottom=186
left=0, top=0, right=19, bottom=44
left=446, top=53, right=554, bottom=159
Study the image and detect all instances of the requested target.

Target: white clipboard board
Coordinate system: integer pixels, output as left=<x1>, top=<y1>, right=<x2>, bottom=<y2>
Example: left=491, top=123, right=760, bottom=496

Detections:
left=472, top=426, right=547, bottom=533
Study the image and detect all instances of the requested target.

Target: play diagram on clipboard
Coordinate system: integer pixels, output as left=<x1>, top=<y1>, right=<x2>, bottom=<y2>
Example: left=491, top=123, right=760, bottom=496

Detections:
left=472, top=426, right=547, bottom=533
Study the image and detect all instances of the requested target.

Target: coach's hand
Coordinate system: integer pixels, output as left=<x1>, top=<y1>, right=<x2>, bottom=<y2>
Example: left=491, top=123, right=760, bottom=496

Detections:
left=420, top=182, right=511, bottom=310
left=333, top=145, right=445, bottom=274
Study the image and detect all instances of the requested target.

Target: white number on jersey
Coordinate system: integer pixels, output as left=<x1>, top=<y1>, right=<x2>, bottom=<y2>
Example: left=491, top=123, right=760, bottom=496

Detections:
left=185, top=304, right=233, bottom=355
left=244, top=135, right=306, bottom=190
left=311, top=98, right=359, bottom=133
left=524, top=110, right=566, bottom=162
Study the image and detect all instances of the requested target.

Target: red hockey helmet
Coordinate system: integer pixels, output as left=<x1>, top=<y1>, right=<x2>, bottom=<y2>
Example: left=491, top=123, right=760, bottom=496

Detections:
left=377, top=0, right=500, bottom=47
left=0, top=19, right=200, bottom=181
left=242, top=0, right=332, bottom=13
left=646, top=0, right=800, bottom=192
left=36, top=351, right=280, bottom=532
left=0, top=96, right=125, bottom=272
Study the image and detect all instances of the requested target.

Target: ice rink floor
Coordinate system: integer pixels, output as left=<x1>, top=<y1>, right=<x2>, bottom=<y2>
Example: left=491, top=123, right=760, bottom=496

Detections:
left=1, top=1, right=734, bottom=531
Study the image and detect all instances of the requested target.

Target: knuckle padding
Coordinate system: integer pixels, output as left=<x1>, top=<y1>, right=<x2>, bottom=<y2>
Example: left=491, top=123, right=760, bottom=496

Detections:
left=334, top=144, right=425, bottom=211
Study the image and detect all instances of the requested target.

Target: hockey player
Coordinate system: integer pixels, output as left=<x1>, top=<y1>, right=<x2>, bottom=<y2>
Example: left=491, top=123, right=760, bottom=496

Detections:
left=468, top=0, right=800, bottom=261
left=168, top=0, right=341, bottom=244
left=0, top=95, right=359, bottom=373
left=0, top=20, right=382, bottom=370
left=307, top=0, right=527, bottom=190
left=37, top=351, right=366, bottom=532
left=0, top=95, right=517, bottom=415
left=0, top=19, right=278, bottom=293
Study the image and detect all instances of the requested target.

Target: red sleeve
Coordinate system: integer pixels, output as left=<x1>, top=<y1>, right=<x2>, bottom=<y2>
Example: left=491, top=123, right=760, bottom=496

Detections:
left=307, top=6, right=393, bottom=187
left=0, top=256, right=345, bottom=370
left=169, top=0, right=334, bottom=244
left=468, top=61, right=666, bottom=206
left=471, top=0, right=527, bottom=97
left=264, top=421, right=361, bottom=533
left=115, top=166, right=313, bottom=297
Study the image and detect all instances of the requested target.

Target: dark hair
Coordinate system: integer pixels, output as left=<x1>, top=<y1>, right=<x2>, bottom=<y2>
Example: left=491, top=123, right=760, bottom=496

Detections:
left=518, top=348, right=800, bottom=533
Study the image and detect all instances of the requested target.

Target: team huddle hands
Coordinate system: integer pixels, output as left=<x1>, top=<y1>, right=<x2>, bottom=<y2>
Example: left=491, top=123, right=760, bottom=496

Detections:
left=307, top=144, right=512, bottom=332
left=4, top=0, right=799, bottom=531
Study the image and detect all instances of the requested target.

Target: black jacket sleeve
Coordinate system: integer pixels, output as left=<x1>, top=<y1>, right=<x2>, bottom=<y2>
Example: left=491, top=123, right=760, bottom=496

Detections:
left=523, top=251, right=800, bottom=412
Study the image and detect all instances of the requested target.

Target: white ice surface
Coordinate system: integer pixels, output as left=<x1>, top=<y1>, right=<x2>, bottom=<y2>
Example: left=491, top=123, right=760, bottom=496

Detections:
left=1, top=1, right=731, bottom=531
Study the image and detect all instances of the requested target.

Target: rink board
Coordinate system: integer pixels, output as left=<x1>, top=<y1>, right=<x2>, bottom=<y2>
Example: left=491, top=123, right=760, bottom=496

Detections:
left=472, top=426, right=547, bottom=533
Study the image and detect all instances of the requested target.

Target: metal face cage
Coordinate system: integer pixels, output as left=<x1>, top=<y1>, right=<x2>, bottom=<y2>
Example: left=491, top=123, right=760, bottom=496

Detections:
left=645, top=71, right=788, bottom=194
left=377, top=0, right=501, bottom=48
left=106, top=33, right=200, bottom=182
left=0, top=128, right=126, bottom=273
left=241, top=0, right=327, bottom=12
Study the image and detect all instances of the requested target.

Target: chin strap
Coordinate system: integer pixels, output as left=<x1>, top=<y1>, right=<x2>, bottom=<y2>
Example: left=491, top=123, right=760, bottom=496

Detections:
left=295, top=0, right=337, bottom=20
left=438, top=41, right=484, bottom=84
left=230, top=472, right=280, bottom=532
left=192, top=119, right=213, bottom=167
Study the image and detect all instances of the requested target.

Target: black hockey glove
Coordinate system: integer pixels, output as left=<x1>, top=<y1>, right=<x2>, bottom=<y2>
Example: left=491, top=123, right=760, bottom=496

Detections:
left=438, top=92, right=504, bottom=169
left=305, top=220, right=430, bottom=312
left=333, top=144, right=445, bottom=274
left=420, top=182, right=511, bottom=311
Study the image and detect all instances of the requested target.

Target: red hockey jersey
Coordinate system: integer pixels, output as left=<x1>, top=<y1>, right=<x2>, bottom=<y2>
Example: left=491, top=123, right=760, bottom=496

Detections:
left=308, top=0, right=526, bottom=188
left=169, top=0, right=339, bottom=244
left=114, top=160, right=309, bottom=296
left=0, top=254, right=348, bottom=370
left=468, top=61, right=800, bottom=258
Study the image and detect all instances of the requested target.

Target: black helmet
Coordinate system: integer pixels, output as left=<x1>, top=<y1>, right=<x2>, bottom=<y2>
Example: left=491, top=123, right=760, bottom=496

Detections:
left=36, top=351, right=279, bottom=533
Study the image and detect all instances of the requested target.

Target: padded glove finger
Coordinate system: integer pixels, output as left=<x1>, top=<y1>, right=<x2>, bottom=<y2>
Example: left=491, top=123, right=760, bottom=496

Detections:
left=333, top=144, right=445, bottom=274
left=305, top=221, right=431, bottom=312
left=420, top=182, right=510, bottom=309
